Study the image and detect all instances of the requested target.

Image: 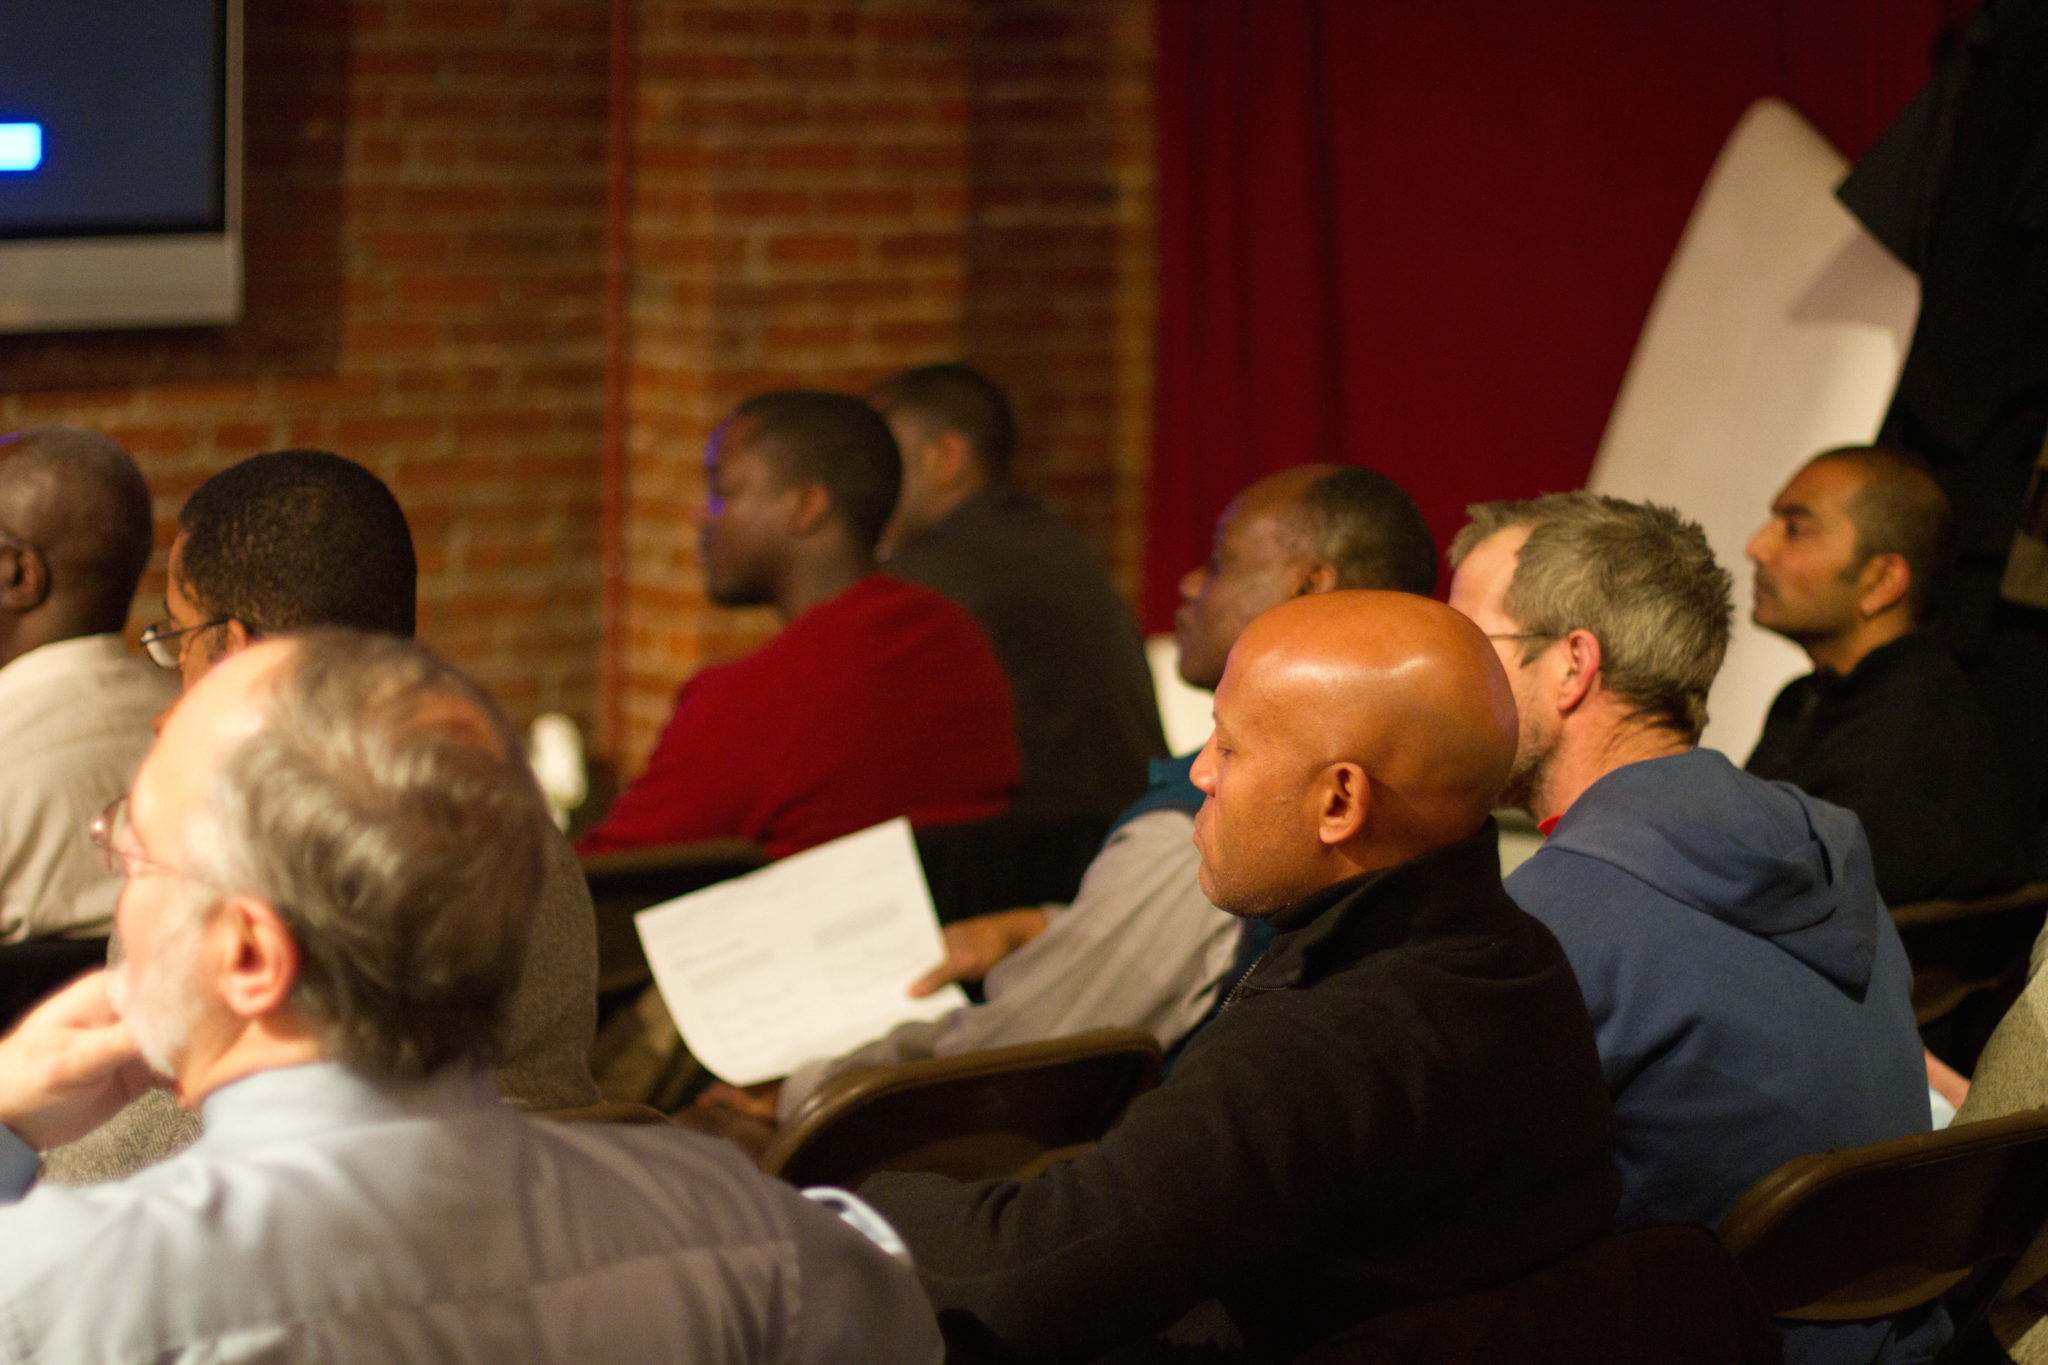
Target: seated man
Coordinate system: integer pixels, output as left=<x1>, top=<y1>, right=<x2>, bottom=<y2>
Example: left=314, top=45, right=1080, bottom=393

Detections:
left=43, top=449, right=598, bottom=1185
left=871, top=363, right=1166, bottom=819
left=857, top=591, right=1619, bottom=1363
left=1951, top=928, right=2048, bottom=1361
left=759, top=464, right=1441, bottom=1121
left=1448, top=492, right=1940, bottom=1365
left=0, top=429, right=174, bottom=942
left=0, top=631, right=941, bottom=1362
left=1744, top=445, right=2033, bottom=905
left=579, top=390, right=1019, bottom=859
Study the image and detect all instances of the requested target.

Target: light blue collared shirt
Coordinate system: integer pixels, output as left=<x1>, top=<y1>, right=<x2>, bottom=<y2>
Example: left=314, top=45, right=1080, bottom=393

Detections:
left=0, top=1062, right=940, bottom=1363
left=0, top=1124, right=35, bottom=1197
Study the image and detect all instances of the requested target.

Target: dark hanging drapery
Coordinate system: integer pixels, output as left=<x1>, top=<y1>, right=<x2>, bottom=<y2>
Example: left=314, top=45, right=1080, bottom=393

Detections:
left=1146, top=0, right=1973, bottom=627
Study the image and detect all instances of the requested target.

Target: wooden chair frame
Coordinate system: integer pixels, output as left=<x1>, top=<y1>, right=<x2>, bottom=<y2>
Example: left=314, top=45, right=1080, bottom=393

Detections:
left=1718, top=1105, right=2048, bottom=1323
left=761, top=1026, right=1162, bottom=1190
left=1892, top=882, right=2048, bottom=1028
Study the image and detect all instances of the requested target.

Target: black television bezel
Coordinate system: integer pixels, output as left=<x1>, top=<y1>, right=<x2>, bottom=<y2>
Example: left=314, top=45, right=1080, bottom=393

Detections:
left=0, top=0, right=242, bottom=333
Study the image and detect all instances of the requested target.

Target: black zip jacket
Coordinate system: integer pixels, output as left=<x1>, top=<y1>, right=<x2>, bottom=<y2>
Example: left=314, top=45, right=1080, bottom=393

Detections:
left=860, top=818, right=1620, bottom=1363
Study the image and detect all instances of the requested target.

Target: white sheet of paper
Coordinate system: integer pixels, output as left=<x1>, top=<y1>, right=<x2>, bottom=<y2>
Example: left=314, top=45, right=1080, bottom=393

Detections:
left=634, top=818, right=968, bottom=1086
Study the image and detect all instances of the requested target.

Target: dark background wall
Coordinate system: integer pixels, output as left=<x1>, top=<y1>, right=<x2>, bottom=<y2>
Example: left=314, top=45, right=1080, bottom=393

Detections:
left=0, top=1, right=1979, bottom=770
left=0, top=0, right=1155, bottom=776
left=1146, top=0, right=1974, bottom=625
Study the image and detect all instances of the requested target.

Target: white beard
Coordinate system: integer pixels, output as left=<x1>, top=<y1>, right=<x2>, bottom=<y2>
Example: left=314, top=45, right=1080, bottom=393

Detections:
left=107, top=898, right=214, bottom=1080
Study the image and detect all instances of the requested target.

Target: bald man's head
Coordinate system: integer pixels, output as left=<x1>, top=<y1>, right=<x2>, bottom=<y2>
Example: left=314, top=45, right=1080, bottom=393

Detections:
left=1190, top=591, right=1516, bottom=916
left=1174, top=465, right=1437, bottom=690
left=0, top=429, right=153, bottom=660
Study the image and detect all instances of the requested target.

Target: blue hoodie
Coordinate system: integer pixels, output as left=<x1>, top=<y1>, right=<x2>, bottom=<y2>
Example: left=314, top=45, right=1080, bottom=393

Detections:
left=1507, top=749, right=1941, bottom=1364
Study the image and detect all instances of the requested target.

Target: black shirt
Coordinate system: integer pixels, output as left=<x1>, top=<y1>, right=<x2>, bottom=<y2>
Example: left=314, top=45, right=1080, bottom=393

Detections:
left=1746, top=631, right=2033, bottom=905
left=884, top=486, right=1167, bottom=819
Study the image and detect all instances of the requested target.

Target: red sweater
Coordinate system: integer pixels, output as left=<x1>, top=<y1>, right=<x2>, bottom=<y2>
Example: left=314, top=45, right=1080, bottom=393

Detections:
left=579, top=575, right=1020, bottom=859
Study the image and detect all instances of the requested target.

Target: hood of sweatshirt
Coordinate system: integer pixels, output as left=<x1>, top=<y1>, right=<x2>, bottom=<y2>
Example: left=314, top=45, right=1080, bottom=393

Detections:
left=1543, top=747, right=1882, bottom=993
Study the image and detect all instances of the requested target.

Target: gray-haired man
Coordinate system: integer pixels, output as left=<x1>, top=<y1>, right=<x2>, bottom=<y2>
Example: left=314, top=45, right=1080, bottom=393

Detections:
left=0, top=631, right=939, bottom=1362
left=1447, top=492, right=1938, bottom=1365
left=43, top=449, right=599, bottom=1186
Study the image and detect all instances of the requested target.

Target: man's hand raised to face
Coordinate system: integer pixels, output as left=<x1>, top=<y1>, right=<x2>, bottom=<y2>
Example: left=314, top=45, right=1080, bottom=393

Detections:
left=0, top=971, right=154, bottom=1152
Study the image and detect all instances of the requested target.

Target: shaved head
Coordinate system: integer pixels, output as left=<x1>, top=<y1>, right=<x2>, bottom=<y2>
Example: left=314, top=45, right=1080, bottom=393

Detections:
left=0, top=428, right=154, bottom=659
left=1191, top=591, right=1517, bottom=915
left=1174, top=465, right=1437, bottom=690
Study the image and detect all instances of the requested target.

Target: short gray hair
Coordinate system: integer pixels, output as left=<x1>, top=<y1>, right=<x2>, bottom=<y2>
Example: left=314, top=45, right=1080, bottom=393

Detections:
left=1450, top=492, right=1732, bottom=742
left=185, top=630, right=550, bottom=1080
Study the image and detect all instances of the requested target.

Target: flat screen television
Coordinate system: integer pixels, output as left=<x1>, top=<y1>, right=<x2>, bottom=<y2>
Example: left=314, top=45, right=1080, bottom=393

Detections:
left=0, top=0, right=242, bottom=333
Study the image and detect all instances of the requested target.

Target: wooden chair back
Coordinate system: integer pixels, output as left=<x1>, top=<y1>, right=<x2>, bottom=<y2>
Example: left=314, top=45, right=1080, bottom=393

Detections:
left=761, top=1026, right=1161, bottom=1189
left=1718, top=1105, right=2048, bottom=1324
left=1892, top=881, right=2048, bottom=1030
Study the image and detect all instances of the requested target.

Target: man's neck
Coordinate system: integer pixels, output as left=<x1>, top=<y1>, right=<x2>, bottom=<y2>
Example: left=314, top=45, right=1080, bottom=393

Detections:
left=1802, top=612, right=1913, bottom=676
left=925, top=474, right=992, bottom=529
left=1535, top=715, right=1692, bottom=826
left=774, top=553, right=872, bottom=621
left=0, top=616, right=101, bottom=672
left=174, top=1017, right=325, bottom=1110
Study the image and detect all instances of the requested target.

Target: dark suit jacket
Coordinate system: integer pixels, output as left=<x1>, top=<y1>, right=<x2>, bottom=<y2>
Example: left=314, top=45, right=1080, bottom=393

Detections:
left=861, top=821, right=1620, bottom=1364
left=885, top=486, right=1166, bottom=820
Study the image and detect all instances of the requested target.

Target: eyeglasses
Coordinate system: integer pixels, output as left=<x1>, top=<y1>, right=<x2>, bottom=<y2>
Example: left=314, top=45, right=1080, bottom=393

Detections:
left=139, top=617, right=229, bottom=670
left=87, top=796, right=197, bottom=884
left=1485, top=632, right=1559, bottom=644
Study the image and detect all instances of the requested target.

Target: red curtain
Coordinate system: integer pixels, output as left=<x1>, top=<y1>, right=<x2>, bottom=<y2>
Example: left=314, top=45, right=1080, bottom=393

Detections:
left=1146, top=0, right=1973, bottom=626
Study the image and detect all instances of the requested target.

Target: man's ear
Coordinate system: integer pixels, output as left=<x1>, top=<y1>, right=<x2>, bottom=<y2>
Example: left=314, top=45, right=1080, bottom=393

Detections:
left=192, top=618, right=255, bottom=678
left=0, top=541, right=50, bottom=612
left=1297, top=561, right=1340, bottom=597
left=1856, top=552, right=1911, bottom=619
left=925, top=431, right=977, bottom=496
left=210, top=897, right=301, bottom=1022
left=1314, top=761, right=1371, bottom=848
left=1554, top=628, right=1603, bottom=714
left=787, top=482, right=835, bottom=538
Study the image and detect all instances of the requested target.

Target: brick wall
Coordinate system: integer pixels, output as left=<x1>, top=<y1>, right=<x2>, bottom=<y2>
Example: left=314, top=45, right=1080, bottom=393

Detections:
left=615, top=0, right=1156, bottom=768
left=616, top=0, right=980, bottom=758
left=0, top=0, right=611, bottom=728
left=0, top=0, right=1156, bottom=777
left=965, top=0, right=1155, bottom=602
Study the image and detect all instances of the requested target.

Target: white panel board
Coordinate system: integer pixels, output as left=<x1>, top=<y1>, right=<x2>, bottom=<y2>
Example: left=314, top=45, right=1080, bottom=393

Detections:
left=1147, top=633, right=1214, bottom=757
left=1587, top=98, right=1919, bottom=760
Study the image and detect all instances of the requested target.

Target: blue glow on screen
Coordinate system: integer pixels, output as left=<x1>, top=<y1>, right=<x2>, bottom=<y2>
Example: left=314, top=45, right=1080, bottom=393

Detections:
left=0, top=123, right=42, bottom=172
